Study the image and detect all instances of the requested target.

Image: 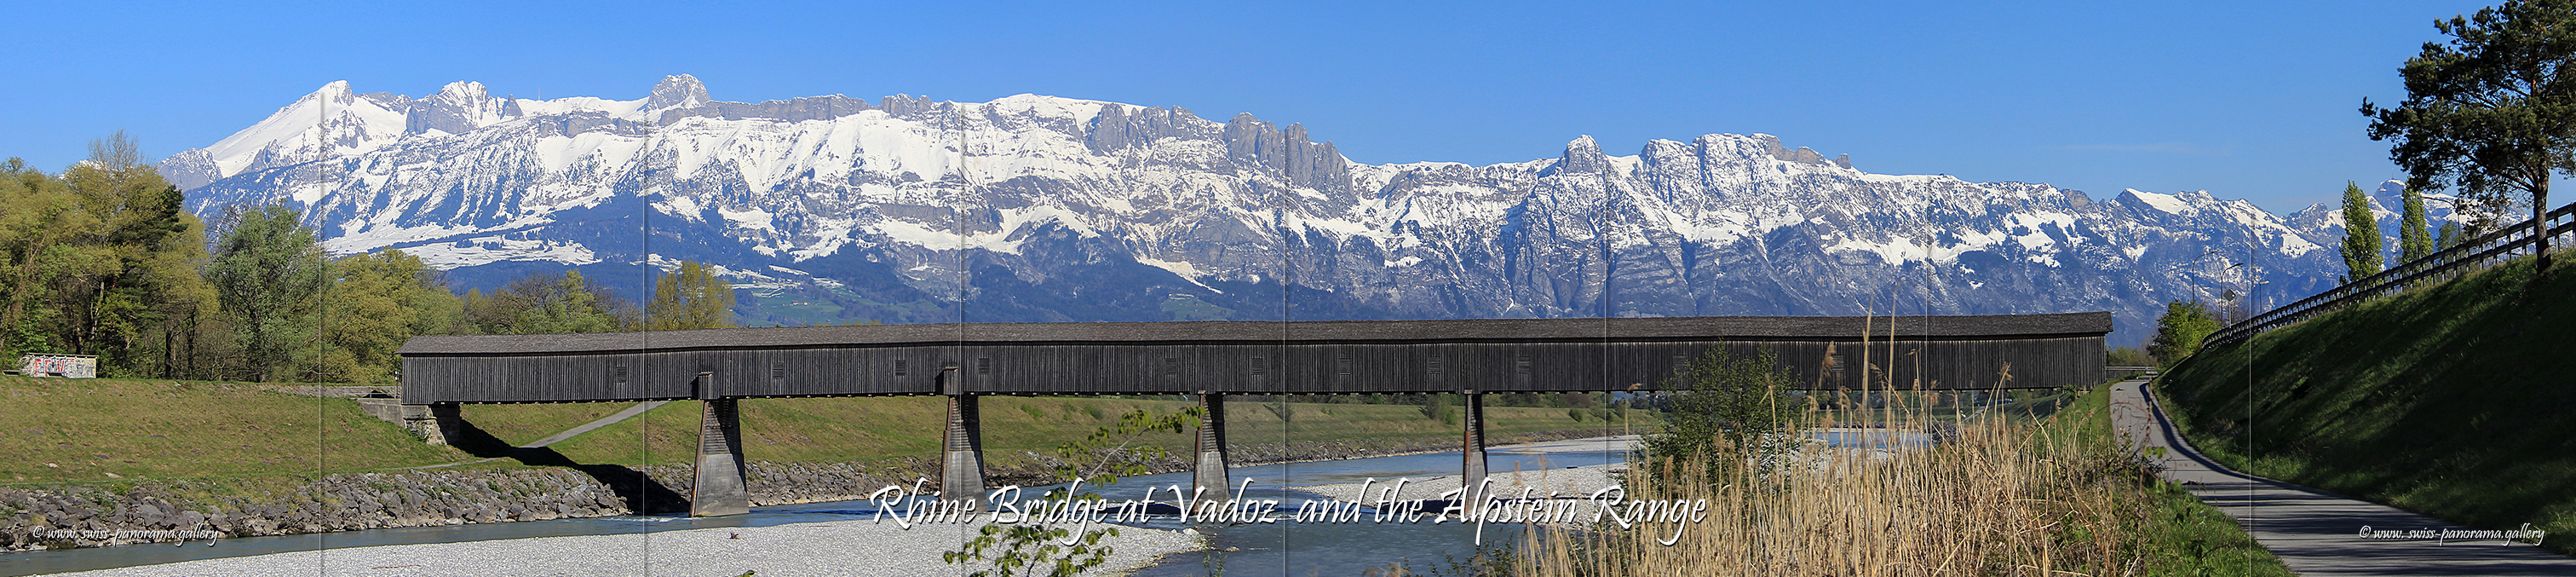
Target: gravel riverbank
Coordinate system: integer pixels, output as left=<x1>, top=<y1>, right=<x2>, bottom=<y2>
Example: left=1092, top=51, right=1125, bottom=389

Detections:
left=41, top=518, right=1201, bottom=577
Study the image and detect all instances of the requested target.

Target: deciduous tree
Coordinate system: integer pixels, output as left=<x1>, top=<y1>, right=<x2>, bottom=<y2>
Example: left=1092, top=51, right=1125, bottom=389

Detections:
left=466, top=270, right=630, bottom=335
left=1, top=133, right=210, bottom=377
left=2146, top=299, right=2221, bottom=365
left=204, top=205, right=326, bottom=382
left=645, top=260, right=736, bottom=330
left=313, top=249, right=461, bottom=383
left=1644, top=348, right=1802, bottom=482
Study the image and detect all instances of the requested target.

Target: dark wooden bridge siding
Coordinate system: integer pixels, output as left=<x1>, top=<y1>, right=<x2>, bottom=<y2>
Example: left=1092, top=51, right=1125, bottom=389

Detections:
left=399, top=313, right=2109, bottom=404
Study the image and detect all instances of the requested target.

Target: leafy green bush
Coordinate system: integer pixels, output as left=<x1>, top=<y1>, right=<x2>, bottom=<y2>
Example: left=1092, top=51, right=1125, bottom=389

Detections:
left=2145, top=300, right=2218, bottom=366
left=1642, top=349, right=1802, bottom=480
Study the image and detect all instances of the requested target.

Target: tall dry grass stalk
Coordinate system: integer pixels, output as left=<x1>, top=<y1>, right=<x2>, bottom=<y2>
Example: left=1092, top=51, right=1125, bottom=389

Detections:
left=1520, top=361, right=2149, bottom=576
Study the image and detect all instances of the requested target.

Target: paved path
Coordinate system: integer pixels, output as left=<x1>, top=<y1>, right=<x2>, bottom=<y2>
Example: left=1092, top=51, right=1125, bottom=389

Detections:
left=2110, top=378, right=2572, bottom=575
left=519, top=401, right=670, bottom=449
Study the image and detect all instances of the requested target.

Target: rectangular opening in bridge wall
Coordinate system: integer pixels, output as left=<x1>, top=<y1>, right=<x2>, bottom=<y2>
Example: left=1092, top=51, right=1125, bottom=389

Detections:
left=790, top=346, right=940, bottom=395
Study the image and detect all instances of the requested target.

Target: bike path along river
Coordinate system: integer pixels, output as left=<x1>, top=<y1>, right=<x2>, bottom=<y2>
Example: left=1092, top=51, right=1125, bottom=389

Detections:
left=2112, top=378, right=2573, bottom=576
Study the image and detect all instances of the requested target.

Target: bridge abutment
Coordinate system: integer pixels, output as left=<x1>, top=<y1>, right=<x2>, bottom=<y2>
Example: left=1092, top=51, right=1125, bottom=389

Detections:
left=1193, top=393, right=1228, bottom=495
left=940, top=367, right=987, bottom=507
left=690, top=372, right=750, bottom=517
left=398, top=403, right=464, bottom=446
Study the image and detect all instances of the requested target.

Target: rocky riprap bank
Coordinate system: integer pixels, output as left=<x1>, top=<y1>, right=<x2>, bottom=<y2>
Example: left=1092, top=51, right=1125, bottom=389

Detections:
left=1, top=430, right=1603, bottom=551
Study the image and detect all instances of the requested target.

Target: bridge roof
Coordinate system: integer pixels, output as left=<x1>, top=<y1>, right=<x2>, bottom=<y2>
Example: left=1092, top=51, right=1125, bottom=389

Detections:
left=399, top=312, right=2111, bottom=355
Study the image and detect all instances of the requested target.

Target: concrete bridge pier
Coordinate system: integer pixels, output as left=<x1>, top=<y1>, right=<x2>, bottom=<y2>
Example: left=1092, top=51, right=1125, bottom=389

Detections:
left=1461, top=389, right=1486, bottom=506
left=940, top=367, right=987, bottom=507
left=690, top=372, right=750, bottom=517
left=1192, top=392, right=1228, bottom=496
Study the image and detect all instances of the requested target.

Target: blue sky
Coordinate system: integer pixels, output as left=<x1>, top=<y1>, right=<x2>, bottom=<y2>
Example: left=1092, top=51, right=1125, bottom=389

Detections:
left=0, top=1, right=2495, bottom=213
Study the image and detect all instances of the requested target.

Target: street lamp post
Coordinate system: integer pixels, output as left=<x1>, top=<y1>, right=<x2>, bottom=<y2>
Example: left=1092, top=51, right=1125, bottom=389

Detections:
left=2224, top=261, right=2247, bottom=323
left=2198, top=249, right=2222, bottom=306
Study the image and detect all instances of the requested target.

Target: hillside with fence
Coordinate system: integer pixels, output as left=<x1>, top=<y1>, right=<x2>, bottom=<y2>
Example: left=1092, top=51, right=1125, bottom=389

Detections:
left=2158, top=251, right=2576, bottom=557
left=2205, top=199, right=2575, bottom=348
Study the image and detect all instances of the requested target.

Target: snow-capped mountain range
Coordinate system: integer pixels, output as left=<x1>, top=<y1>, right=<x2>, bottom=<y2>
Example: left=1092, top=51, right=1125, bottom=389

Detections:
left=161, top=75, right=2471, bottom=347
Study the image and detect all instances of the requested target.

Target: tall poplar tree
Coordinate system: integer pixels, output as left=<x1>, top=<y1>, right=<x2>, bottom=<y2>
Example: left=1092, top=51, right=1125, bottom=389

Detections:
left=2400, top=184, right=2437, bottom=262
left=2341, top=182, right=2384, bottom=280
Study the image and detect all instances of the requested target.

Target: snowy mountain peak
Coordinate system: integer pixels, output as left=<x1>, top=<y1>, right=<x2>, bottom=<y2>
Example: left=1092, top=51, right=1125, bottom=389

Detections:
left=648, top=74, right=710, bottom=113
left=406, top=80, right=514, bottom=136
left=177, top=80, right=409, bottom=187
left=1550, top=135, right=1610, bottom=175
left=435, top=80, right=488, bottom=101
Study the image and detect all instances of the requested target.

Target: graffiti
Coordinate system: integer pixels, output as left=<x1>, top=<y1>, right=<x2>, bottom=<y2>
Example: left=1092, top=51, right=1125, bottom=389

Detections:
left=19, top=354, right=96, bottom=378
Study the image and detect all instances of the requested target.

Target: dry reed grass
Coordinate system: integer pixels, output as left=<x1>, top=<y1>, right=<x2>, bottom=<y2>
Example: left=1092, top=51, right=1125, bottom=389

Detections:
left=1516, top=370, right=2157, bottom=576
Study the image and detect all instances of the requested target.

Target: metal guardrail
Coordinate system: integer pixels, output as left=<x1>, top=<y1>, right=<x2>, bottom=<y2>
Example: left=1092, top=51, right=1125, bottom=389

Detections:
left=2203, top=199, right=2576, bottom=349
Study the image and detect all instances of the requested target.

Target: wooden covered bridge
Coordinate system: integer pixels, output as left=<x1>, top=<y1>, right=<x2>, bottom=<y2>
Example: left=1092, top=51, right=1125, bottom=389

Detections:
left=395, top=312, right=2110, bottom=516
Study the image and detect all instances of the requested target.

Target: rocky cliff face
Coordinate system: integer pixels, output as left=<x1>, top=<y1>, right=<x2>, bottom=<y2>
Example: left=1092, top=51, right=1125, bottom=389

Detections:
left=164, top=75, right=2449, bottom=346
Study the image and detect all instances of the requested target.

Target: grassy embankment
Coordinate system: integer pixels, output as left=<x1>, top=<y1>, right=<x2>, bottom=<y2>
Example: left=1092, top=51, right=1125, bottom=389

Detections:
left=1518, top=381, right=2290, bottom=576
left=0, top=377, right=481, bottom=502
left=2, top=377, right=1647, bottom=488
left=2158, top=255, right=2576, bottom=556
